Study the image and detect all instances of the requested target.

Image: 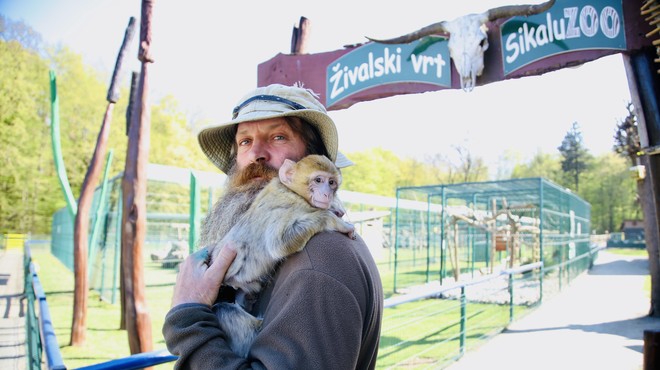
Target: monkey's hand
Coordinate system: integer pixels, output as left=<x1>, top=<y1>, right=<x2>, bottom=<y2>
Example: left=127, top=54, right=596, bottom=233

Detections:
left=342, top=222, right=357, bottom=240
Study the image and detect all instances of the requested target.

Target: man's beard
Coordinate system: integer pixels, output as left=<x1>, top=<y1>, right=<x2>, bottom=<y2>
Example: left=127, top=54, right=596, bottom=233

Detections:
left=198, top=162, right=279, bottom=247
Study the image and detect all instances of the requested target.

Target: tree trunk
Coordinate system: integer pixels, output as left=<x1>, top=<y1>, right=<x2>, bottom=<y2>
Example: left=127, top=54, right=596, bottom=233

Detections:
left=121, top=65, right=154, bottom=354
left=70, top=103, right=115, bottom=346
left=121, top=70, right=140, bottom=331
left=121, top=0, right=154, bottom=354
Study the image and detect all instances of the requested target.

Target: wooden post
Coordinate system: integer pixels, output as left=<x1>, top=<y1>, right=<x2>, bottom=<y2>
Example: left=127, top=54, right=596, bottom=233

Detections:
left=623, top=49, right=660, bottom=316
left=70, top=16, right=136, bottom=346
left=120, top=71, right=140, bottom=331
left=290, top=16, right=310, bottom=54
left=121, top=0, right=154, bottom=354
left=644, top=329, right=660, bottom=369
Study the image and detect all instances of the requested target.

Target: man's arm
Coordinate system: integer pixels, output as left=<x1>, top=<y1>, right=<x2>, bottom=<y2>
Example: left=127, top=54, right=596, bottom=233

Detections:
left=164, top=245, right=249, bottom=369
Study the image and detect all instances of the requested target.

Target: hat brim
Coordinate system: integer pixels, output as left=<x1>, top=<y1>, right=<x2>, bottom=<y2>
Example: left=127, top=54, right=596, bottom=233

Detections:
left=198, top=109, right=338, bottom=174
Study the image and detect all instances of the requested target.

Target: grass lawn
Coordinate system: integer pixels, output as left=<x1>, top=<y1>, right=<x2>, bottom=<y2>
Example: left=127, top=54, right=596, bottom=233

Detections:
left=31, top=250, right=175, bottom=369
left=606, top=247, right=647, bottom=257
left=31, top=248, right=536, bottom=369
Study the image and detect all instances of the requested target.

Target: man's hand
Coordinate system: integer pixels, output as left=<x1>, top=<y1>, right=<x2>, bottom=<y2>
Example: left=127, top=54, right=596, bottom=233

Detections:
left=171, top=244, right=237, bottom=307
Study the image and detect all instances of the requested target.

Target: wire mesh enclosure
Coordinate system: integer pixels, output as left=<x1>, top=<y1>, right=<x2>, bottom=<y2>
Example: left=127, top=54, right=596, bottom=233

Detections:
left=391, top=177, right=591, bottom=293
left=50, top=164, right=226, bottom=303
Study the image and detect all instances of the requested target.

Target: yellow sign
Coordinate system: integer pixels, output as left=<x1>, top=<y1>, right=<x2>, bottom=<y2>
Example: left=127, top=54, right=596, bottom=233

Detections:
left=4, top=234, right=26, bottom=250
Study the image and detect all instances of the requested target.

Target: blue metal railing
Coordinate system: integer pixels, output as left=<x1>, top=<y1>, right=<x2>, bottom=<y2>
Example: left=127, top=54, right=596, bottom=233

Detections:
left=76, top=349, right=177, bottom=370
left=25, top=246, right=67, bottom=370
left=24, top=245, right=178, bottom=370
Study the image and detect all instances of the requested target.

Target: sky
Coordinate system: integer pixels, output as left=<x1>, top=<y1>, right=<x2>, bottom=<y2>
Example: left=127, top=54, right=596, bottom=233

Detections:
left=0, top=0, right=634, bottom=178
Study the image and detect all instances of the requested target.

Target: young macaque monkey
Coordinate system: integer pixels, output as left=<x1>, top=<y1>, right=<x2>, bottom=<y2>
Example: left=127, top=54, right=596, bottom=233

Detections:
left=207, top=154, right=355, bottom=357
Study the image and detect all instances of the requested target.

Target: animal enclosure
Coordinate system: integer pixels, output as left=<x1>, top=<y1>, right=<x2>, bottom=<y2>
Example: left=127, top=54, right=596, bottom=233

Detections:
left=391, top=177, right=591, bottom=292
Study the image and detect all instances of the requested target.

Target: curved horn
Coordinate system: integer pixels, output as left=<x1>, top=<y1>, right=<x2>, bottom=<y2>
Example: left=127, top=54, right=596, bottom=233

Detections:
left=366, top=21, right=449, bottom=44
left=487, top=0, right=555, bottom=22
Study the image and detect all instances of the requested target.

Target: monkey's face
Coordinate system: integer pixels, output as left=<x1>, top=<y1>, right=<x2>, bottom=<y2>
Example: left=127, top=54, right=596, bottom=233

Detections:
left=308, top=171, right=340, bottom=210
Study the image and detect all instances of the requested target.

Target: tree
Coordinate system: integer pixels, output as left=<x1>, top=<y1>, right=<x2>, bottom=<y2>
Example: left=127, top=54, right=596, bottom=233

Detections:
left=425, top=145, right=488, bottom=184
left=510, top=150, right=562, bottom=184
left=0, top=15, right=44, bottom=54
left=0, top=39, right=53, bottom=234
left=614, top=102, right=642, bottom=163
left=341, top=148, right=402, bottom=196
left=558, top=122, right=590, bottom=192
left=581, top=153, right=637, bottom=233
left=452, top=145, right=488, bottom=183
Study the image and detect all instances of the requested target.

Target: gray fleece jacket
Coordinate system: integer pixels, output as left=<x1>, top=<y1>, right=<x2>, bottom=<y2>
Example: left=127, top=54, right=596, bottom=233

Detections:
left=163, top=231, right=383, bottom=369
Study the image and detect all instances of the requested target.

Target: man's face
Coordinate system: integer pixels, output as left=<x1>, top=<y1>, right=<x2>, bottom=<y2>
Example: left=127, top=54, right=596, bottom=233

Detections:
left=199, top=117, right=309, bottom=245
left=234, top=117, right=307, bottom=174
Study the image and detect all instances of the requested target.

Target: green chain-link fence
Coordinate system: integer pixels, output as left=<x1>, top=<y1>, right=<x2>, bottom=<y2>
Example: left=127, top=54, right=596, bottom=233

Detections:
left=390, top=177, right=591, bottom=293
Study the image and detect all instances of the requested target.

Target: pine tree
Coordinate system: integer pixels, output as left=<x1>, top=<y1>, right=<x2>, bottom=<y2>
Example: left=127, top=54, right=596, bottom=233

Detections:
left=558, top=122, right=590, bottom=192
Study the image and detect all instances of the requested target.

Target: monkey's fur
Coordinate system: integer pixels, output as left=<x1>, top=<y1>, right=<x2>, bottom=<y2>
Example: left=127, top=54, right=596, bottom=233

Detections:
left=207, top=154, right=355, bottom=357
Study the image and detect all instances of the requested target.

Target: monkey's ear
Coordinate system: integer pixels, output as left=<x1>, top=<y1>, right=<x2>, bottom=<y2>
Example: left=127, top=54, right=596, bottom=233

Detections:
left=279, top=159, right=297, bottom=185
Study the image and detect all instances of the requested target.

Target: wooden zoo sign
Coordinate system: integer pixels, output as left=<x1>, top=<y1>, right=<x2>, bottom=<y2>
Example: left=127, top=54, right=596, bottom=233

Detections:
left=257, top=0, right=650, bottom=110
left=326, top=38, right=451, bottom=108
left=501, top=0, right=627, bottom=75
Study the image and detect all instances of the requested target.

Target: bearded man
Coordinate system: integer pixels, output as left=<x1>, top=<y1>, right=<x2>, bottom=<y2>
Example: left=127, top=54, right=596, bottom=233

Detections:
left=162, top=83, right=383, bottom=370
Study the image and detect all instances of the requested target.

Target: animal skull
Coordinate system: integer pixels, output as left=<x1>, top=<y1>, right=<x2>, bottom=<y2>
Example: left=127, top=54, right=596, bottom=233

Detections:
left=368, top=0, right=555, bottom=92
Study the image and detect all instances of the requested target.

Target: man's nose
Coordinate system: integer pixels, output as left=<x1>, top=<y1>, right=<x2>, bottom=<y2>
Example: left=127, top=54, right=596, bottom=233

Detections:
left=248, top=141, right=269, bottom=164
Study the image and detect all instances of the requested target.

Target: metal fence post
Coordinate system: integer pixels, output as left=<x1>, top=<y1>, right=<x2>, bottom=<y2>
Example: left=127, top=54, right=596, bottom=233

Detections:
left=508, top=273, right=514, bottom=323
left=189, top=171, right=200, bottom=254
left=459, top=286, right=467, bottom=355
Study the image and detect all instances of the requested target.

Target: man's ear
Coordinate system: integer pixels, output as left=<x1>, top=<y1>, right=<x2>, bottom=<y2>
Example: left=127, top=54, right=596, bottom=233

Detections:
left=279, top=159, right=297, bottom=185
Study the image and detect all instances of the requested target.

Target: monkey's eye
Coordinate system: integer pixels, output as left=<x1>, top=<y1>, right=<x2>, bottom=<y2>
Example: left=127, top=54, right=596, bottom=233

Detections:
left=329, top=179, right=335, bottom=186
left=314, top=177, right=323, bottom=183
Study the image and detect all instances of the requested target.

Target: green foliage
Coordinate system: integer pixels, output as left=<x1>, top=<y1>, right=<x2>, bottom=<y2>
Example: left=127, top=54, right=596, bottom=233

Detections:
left=0, top=39, right=53, bottom=233
left=341, top=148, right=455, bottom=196
left=510, top=150, right=562, bottom=183
left=341, top=148, right=403, bottom=196
left=49, top=45, right=129, bottom=197
left=613, top=102, right=640, bottom=166
left=513, top=150, right=640, bottom=233
left=341, top=146, right=490, bottom=197
left=149, top=95, right=216, bottom=171
left=582, top=153, right=639, bottom=233
left=0, top=21, right=219, bottom=235
left=557, top=121, right=592, bottom=191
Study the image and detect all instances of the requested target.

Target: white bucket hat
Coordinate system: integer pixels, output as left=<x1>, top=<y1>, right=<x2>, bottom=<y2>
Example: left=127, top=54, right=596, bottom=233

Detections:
left=198, top=83, right=345, bottom=174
